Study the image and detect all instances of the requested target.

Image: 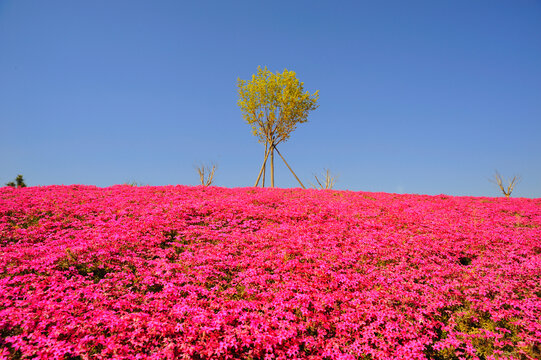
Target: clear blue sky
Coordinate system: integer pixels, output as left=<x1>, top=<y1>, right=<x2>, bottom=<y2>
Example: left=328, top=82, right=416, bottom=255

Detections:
left=1, top=1, right=540, bottom=197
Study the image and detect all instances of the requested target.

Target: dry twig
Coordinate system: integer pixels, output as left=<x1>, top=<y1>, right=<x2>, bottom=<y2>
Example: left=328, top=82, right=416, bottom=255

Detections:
left=196, top=164, right=217, bottom=186
left=491, top=170, right=520, bottom=198
left=311, top=169, right=337, bottom=190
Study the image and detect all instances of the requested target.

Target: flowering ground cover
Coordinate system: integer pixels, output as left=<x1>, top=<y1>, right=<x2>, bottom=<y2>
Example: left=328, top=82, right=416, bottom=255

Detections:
left=1, top=185, right=540, bottom=360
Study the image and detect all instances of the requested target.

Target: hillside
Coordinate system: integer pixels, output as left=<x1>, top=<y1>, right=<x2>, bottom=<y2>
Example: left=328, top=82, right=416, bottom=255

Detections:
left=1, top=185, right=540, bottom=359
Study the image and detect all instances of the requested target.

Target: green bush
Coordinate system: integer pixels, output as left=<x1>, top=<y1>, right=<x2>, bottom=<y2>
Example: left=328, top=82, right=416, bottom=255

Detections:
left=5, top=174, right=27, bottom=188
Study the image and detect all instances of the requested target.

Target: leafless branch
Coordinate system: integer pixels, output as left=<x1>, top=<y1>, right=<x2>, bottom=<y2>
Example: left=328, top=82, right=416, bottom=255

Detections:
left=310, top=169, right=337, bottom=190
left=196, top=163, right=217, bottom=186
left=490, top=170, right=520, bottom=198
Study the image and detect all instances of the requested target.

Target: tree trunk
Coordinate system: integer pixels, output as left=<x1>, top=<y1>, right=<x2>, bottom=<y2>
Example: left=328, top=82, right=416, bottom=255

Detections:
left=270, top=143, right=275, bottom=187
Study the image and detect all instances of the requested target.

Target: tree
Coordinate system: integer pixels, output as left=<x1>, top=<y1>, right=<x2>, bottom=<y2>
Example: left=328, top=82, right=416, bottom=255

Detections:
left=237, top=66, right=319, bottom=188
left=6, top=174, right=27, bottom=188
left=491, top=170, right=520, bottom=198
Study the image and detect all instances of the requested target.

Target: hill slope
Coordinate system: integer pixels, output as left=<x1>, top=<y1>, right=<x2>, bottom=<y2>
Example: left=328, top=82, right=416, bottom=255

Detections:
left=1, top=185, right=540, bottom=359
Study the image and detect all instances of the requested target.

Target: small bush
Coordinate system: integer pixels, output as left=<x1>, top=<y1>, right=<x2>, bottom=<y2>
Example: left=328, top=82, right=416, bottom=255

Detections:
left=5, top=174, right=26, bottom=188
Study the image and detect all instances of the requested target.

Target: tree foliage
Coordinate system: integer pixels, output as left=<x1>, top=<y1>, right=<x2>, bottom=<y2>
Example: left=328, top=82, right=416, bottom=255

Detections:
left=237, top=66, right=319, bottom=146
left=6, top=174, right=26, bottom=188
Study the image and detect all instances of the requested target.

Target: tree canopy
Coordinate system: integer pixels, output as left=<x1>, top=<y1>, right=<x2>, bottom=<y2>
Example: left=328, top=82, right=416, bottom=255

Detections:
left=237, top=66, right=319, bottom=147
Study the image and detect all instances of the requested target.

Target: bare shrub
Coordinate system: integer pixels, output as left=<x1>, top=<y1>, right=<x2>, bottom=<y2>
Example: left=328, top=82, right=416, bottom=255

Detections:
left=196, top=164, right=217, bottom=186
left=311, top=169, right=337, bottom=190
left=491, top=170, right=520, bottom=198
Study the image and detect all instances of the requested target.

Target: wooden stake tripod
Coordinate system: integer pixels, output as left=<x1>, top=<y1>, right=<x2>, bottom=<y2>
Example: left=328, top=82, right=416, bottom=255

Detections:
left=254, top=142, right=306, bottom=189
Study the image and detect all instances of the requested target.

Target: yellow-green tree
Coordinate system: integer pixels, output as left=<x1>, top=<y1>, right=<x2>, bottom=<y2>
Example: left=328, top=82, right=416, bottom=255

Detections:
left=237, top=66, right=319, bottom=188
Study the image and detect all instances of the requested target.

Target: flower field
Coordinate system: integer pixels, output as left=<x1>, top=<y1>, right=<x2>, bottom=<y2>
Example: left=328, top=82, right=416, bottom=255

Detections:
left=1, top=185, right=540, bottom=360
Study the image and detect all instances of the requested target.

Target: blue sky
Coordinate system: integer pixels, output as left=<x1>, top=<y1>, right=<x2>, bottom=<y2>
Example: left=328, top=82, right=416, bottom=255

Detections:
left=1, top=1, right=540, bottom=197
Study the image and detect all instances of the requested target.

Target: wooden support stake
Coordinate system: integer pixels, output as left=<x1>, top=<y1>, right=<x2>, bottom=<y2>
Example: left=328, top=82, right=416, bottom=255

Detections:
left=254, top=143, right=272, bottom=187
left=262, top=142, right=267, bottom=187
left=274, top=146, right=306, bottom=189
